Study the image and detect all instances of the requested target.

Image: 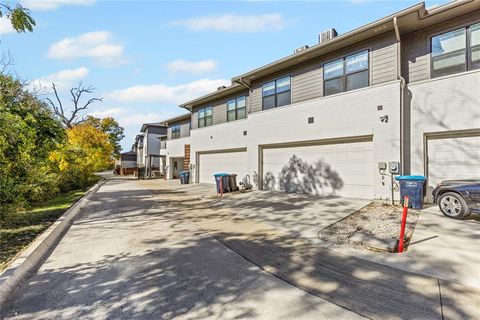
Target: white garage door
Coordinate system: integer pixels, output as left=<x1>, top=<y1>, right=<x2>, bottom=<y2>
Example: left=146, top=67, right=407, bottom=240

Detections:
left=198, top=151, right=248, bottom=184
left=262, top=140, right=374, bottom=199
left=428, top=135, right=480, bottom=186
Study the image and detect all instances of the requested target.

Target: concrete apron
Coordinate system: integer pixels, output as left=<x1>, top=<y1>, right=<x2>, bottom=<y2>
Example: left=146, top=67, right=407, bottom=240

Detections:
left=148, top=181, right=479, bottom=320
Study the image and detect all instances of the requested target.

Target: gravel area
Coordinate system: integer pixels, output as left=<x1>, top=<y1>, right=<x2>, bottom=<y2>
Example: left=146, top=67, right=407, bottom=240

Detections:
left=318, top=202, right=421, bottom=252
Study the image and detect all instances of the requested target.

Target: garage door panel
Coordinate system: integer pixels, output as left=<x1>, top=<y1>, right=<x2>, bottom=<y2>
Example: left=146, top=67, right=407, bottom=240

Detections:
left=262, top=140, right=374, bottom=199
left=428, top=136, right=480, bottom=186
left=198, top=151, right=247, bottom=184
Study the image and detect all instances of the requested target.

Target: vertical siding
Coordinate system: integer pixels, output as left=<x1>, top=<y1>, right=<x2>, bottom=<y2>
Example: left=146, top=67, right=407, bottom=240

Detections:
left=402, top=10, right=480, bottom=84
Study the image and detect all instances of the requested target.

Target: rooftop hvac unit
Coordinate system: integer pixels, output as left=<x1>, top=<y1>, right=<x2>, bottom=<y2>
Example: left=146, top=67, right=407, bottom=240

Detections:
left=319, top=28, right=338, bottom=44
left=294, top=45, right=309, bottom=54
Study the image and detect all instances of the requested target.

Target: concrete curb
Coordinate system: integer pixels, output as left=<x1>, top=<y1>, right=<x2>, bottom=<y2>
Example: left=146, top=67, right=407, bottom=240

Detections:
left=0, top=178, right=106, bottom=308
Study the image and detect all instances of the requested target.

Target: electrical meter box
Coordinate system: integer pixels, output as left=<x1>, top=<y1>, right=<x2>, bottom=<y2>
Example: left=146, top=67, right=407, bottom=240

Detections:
left=388, top=161, right=400, bottom=174
left=378, top=162, right=387, bottom=170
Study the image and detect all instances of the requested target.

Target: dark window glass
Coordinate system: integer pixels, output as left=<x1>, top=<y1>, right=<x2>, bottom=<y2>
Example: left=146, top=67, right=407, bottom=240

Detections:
left=277, top=91, right=291, bottom=107
left=323, top=50, right=369, bottom=96
left=261, top=76, right=291, bottom=110
left=324, top=78, right=344, bottom=96
left=198, top=107, right=213, bottom=128
left=262, top=95, right=276, bottom=110
left=471, top=24, right=480, bottom=70
left=431, top=28, right=466, bottom=77
left=227, top=96, right=247, bottom=122
left=171, top=125, right=180, bottom=139
left=347, top=70, right=369, bottom=91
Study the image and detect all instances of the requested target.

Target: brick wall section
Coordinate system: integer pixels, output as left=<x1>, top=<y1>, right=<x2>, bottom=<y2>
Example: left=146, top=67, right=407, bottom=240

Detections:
left=184, top=144, right=190, bottom=170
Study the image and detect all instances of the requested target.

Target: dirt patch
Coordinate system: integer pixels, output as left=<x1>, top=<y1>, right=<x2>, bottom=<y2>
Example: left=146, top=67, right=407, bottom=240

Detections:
left=318, top=202, right=421, bottom=252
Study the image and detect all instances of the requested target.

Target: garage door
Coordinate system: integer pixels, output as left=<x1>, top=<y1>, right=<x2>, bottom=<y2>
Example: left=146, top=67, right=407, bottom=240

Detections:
left=427, top=135, right=480, bottom=186
left=198, top=150, right=248, bottom=184
left=262, top=140, right=374, bottom=198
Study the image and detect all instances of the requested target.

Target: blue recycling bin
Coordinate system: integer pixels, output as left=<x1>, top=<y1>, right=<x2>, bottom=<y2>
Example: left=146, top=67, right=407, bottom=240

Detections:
left=179, top=171, right=190, bottom=184
left=395, top=175, right=426, bottom=209
left=214, top=173, right=230, bottom=193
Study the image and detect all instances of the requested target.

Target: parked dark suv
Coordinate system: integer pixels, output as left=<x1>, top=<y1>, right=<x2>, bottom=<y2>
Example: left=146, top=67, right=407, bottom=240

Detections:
left=432, top=180, right=480, bottom=219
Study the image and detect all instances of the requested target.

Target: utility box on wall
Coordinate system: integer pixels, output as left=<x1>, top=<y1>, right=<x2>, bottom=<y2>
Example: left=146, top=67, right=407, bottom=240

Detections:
left=388, top=162, right=400, bottom=174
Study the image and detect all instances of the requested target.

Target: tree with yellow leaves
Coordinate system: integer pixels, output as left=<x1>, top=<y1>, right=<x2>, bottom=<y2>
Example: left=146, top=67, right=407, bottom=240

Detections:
left=49, top=123, right=113, bottom=191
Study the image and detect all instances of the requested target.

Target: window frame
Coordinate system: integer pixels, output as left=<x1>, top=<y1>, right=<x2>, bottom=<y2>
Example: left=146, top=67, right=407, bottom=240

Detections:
left=323, top=49, right=370, bottom=97
left=197, top=106, right=213, bottom=128
left=227, top=96, right=247, bottom=122
left=171, top=124, right=181, bottom=139
left=262, top=76, right=291, bottom=110
left=430, top=22, right=480, bottom=78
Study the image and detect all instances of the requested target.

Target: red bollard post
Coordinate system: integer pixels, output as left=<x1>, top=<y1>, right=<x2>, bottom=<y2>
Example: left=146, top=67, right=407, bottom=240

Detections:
left=398, top=196, right=409, bottom=253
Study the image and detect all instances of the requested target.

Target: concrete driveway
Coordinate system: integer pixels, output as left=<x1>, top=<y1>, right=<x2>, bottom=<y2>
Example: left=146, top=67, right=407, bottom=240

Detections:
left=210, top=189, right=371, bottom=244
left=2, top=176, right=363, bottom=320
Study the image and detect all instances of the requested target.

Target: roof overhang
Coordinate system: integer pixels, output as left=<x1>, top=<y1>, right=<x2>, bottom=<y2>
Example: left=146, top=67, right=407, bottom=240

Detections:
left=231, top=0, right=478, bottom=85
left=140, top=123, right=167, bottom=133
left=179, top=83, right=246, bottom=110
left=162, top=113, right=191, bottom=125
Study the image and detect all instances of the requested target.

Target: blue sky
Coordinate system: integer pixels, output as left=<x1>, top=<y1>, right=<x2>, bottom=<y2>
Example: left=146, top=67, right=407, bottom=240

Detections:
left=0, top=0, right=448, bottom=151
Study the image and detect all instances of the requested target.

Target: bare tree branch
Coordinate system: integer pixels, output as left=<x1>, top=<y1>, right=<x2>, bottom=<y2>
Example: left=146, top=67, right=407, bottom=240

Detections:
left=47, top=81, right=103, bottom=128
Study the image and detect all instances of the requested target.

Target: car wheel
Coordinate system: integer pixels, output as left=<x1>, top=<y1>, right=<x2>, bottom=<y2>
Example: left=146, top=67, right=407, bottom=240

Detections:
left=438, top=192, right=470, bottom=219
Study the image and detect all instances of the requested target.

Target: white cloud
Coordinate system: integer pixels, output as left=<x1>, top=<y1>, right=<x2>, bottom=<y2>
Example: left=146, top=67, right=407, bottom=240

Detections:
left=107, top=78, right=229, bottom=104
left=89, top=107, right=126, bottom=119
left=28, top=67, right=89, bottom=92
left=47, top=31, right=125, bottom=65
left=166, top=59, right=218, bottom=74
left=21, top=0, right=94, bottom=11
left=170, top=13, right=287, bottom=32
left=0, top=17, right=15, bottom=35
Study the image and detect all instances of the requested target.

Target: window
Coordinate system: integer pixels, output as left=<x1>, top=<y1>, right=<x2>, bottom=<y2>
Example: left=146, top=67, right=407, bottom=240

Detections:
left=171, top=125, right=180, bottom=139
left=262, top=76, right=291, bottom=110
left=431, top=23, right=480, bottom=78
left=197, top=107, right=213, bottom=128
left=227, top=96, right=247, bottom=122
left=323, top=50, right=369, bottom=96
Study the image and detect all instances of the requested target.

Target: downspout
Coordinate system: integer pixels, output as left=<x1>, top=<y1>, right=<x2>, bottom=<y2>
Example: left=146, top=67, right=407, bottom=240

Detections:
left=393, top=16, right=406, bottom=175
left=237, top=77, right=253, bottom=114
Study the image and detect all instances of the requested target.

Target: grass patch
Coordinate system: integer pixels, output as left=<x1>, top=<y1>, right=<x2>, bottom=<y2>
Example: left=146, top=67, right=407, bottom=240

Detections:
left=0, top=190, right=87, bottom=271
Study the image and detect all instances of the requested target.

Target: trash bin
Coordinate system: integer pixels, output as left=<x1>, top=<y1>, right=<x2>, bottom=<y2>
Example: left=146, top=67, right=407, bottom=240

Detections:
left=214, top=173, right=230, bottom=193
left=138, top=167, right=145, bottom=180
left=179, top=171, right=190, bottom=184
left=395, top=175, right=426, bottom=209
left=228, top=174, right=238, bottom=192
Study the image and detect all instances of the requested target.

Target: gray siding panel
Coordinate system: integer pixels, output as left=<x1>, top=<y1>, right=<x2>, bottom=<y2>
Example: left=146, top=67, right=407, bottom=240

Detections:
left=191, top=89, right=249, bottom=129
left=168, top=118, right=191, bottom=139
left=250, top=31, right=398, bottom=113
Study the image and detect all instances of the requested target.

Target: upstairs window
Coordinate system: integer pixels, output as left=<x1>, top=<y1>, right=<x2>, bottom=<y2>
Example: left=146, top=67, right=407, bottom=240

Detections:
left=323, top=50, right=369, bottom=96
left=431, top=23, right=480, bottom=78
left=197, top=107, right=213, bottom=128
left=227, top=96, right=247, bottom=121
left=262, top=76, right=291, bottom=110
left=171, top=125, right=180, bottom=139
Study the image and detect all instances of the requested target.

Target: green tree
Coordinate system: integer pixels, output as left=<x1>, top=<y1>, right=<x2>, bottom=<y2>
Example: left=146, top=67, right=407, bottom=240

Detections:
left=85, top=116, right=125, bottom=157
left=0, top=3, right=35, bottom=33
left=0, top=73, right=64, bottom=218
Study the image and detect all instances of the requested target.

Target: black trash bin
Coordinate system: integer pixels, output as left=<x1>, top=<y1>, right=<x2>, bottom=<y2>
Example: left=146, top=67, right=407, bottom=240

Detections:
left=228, top=174, right=238, bottom=192
left=138, top=167, right=145, bottom=180
left=179, top=171, right=190, bottom=184
left=214, top=173, right=229, bottom=193
left=395, top=175, right=426, bottom=209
